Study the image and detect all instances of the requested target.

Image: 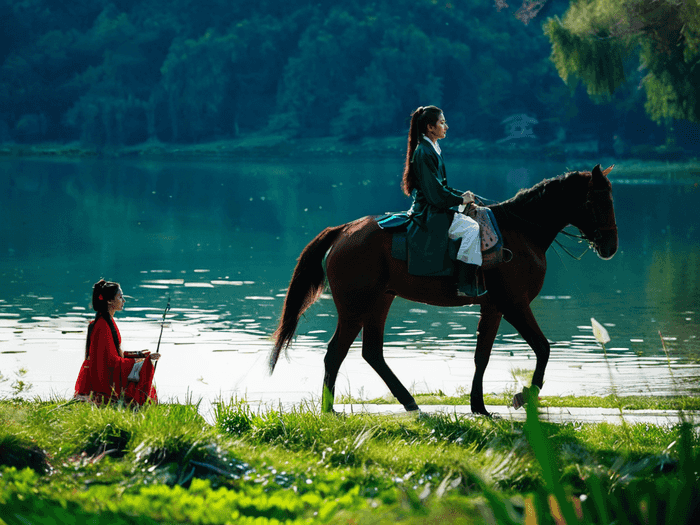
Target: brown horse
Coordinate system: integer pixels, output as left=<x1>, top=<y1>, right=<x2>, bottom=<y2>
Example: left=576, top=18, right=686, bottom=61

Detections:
left=270, top=164, right=618, bottom=416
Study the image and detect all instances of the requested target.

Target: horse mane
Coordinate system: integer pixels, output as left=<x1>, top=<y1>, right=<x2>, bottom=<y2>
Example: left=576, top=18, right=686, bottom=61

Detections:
left=492, top=171, right=589, bottom=224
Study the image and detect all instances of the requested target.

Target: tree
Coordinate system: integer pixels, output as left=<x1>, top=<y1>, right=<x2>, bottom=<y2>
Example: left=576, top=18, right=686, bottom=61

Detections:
left=274, top=7, right=377, bottom=136
left=545, top=0, right=700, bottom=125
left=1, top=0, right=606, bottom=147
left=63, top=5, right=167, bottom=146
left=160, top=13, right=297, bottom=142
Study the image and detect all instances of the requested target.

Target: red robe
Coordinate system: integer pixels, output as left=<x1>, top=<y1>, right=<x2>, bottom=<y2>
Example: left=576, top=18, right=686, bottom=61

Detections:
left=74, top=316, right=157, bottom=405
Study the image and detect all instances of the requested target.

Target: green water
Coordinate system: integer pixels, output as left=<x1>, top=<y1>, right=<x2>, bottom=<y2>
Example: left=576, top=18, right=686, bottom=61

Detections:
left=1, top=156, right=699, bottom=402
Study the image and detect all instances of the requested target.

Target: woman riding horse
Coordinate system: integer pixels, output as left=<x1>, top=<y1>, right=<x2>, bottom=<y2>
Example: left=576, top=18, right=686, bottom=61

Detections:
left=270, top=136, right=617, bottom=417
left=402, top=106, right=484, bottom=297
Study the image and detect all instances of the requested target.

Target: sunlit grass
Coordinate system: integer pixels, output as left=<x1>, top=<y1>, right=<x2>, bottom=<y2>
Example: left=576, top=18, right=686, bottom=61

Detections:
left=336, top=391, right=700, bottom=411
left=1, top=395, right=698, bottom=524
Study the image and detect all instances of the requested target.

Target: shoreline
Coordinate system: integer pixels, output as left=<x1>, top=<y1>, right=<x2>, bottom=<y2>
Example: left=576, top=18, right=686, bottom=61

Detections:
left=2, top=316, right=699, bottom=421
left=3, top=139, right=700, bottom=189
left=1, top=134, right=698, bottom=168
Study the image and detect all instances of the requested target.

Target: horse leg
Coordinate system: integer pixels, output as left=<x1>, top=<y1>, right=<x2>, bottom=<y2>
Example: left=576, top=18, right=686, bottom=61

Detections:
left=322, top=319, right=362, bottom=413
left=471, top=304, right=503, bottom=416
left=502, top=305, right=550, bottom=408
left=361, top=295, right=419, bottom=411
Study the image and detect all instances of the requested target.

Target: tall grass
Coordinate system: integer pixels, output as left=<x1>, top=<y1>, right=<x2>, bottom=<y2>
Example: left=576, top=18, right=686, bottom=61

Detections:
left=1, top=393, right=698, bottom=524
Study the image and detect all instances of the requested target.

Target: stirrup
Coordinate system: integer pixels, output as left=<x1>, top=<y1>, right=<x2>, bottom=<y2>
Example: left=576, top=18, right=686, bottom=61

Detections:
left=457, top=283, right=488, bottom=297
left=502, top=248, right=513, bottom=263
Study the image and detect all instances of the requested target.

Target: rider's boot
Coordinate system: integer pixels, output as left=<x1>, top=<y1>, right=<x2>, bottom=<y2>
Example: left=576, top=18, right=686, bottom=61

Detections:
left=454, top=262, right=487, bottom=297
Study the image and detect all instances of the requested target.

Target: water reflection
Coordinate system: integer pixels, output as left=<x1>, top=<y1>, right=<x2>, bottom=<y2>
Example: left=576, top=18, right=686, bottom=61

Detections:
left=1, top=157, right=699, bottom=403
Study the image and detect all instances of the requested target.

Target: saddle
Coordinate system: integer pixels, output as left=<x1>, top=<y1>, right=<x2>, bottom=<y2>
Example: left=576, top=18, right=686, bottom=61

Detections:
left=379, top=206, right=509, bottom=271
left=466, top=205, right=508, bottom=269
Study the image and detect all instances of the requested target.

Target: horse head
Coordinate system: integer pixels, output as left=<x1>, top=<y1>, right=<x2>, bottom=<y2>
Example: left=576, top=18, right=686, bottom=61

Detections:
left=573, top=164, right=618, bottom=260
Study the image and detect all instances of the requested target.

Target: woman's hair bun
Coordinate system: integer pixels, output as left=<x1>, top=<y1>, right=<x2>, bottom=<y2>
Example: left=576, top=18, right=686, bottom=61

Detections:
left=92, top=279, right=119, bottom=312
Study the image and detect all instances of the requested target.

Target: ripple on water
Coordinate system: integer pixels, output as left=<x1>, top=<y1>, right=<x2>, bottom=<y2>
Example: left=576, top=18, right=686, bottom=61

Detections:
left=2, top=267, right=699, bottom=401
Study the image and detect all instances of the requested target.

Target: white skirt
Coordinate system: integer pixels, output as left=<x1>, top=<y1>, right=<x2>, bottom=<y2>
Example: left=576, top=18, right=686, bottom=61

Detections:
left=447, top=214, right=482, bottom=266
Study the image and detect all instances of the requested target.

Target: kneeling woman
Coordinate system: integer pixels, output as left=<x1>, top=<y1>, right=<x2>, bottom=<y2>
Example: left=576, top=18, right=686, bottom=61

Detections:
left=403, top=105, right=484, bottom=296
left=74, top=280, right=159, bottom=405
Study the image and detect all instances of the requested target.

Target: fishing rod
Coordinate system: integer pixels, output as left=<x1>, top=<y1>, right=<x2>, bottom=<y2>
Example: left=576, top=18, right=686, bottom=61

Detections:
left=154, top=296, right=170, bottom=370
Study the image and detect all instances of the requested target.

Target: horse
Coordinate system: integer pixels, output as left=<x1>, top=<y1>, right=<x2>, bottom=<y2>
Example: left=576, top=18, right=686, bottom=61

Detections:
left=270, top=164, right=618, bottom=416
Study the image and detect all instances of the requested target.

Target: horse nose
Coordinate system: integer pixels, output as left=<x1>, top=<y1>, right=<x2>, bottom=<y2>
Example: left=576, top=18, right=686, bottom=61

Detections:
left=597, top=233, right=618, bottom=260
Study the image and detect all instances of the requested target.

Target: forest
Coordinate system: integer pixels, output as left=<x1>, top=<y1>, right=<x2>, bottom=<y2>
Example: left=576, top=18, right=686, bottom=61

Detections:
left=1, top=0, right=699, bottom=154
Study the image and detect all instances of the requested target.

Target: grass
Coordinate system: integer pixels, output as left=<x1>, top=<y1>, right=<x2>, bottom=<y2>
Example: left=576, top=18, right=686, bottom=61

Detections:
left=336, top=390, right=700, bottom=411
left=1, top=395, right=699, bottom=524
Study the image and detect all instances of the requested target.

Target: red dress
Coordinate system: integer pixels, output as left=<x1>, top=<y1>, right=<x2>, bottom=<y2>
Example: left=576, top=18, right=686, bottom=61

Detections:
left=74, top=316, right=157, bottom=405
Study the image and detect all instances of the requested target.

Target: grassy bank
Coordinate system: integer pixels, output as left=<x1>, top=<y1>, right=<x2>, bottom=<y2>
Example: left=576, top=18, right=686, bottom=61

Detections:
left=1, top=395, right=699, bottom=524
left=338, top=392, right=700, bottom=411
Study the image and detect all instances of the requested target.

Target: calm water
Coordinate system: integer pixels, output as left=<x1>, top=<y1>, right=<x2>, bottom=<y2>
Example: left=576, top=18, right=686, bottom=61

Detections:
left=1, top=155, right=699, bottom=404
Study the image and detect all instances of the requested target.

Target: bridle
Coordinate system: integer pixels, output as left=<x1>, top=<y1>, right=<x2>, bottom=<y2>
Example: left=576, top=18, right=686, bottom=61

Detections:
left=582, top=181, right=617, bottom=245
left=558, top=181, right=617, bottom=257
left=476, top=171, right=617, bottom=260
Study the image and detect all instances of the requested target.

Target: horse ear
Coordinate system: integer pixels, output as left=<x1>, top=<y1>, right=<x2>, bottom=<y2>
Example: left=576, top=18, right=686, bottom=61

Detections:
left=602, top=164, right=614, bottom=177
left=592, top=164, right=603, bottom=178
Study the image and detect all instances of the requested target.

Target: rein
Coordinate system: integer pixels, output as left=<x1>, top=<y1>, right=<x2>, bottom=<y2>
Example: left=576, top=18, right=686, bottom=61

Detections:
left=486, top=173, right=615, bottom=262
left=498, top=204, right=592, bottom=261
left=554, top=230, right=591, bottom=260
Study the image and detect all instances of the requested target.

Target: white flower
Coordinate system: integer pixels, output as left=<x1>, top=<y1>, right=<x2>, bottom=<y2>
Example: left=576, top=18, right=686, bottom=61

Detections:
left=591, top=317, right=611, bottom=345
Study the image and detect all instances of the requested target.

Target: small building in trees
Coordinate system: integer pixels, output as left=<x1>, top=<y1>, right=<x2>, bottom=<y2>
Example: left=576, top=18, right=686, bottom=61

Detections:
left=497, top=113, right=538, bottom=143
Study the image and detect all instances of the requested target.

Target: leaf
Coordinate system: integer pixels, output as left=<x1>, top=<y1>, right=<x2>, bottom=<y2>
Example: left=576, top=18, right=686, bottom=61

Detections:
left=591, top=317, right=610, bottom=345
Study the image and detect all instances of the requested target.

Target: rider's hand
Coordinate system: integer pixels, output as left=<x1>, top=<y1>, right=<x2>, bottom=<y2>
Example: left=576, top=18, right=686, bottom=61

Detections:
left=462, top=191, right=475, bottom=206
left=148, top=352, right=161, bottom=361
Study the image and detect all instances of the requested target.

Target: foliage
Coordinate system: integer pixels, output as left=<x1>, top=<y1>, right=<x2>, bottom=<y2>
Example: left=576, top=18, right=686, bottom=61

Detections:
left=0, top=369, right=33, bottom=398
left=545, top=0, right=700, bottom=125
left=0, top=0, right=572, bottom=147
left=1, top=397, right=699, bottom=523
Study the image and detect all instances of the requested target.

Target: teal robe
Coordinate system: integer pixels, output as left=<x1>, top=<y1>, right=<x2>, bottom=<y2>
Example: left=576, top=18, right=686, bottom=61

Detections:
left=406, top=138, right=464, bottom=276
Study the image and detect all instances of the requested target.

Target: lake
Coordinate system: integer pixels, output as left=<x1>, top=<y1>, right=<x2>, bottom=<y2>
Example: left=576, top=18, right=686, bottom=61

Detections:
left=1, top=154, right=699, bottom=408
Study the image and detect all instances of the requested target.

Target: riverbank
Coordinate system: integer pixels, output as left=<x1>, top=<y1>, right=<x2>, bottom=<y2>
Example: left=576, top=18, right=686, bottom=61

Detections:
left=1, top=134, right=698, bottom=168
left=1, top=396, right=699, bottom=524
left=334, top=403, right=700, bottom=426
left=4, top=311, right=699, bottom=426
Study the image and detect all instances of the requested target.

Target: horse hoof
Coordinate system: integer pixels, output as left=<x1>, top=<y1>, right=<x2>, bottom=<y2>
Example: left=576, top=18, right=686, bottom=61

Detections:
left=513, top=386, right=540, bottom=410
left=403, top=409, right=422, bottom=420
left=476, top=412, right=502, bottom=420
left=404, top=401, right=420, bottom=412
left=327, top=408, right=348, bottom=418
left=513, top=392, right=525, bottom=410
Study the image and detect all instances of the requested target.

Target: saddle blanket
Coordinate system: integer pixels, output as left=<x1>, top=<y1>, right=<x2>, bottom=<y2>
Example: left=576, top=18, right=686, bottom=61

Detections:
left=376, top=206, right=506, bottom=270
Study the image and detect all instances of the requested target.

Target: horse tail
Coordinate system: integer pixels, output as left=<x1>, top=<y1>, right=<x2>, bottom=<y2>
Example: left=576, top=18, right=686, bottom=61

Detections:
left=270, top=224, right=345, bottom=373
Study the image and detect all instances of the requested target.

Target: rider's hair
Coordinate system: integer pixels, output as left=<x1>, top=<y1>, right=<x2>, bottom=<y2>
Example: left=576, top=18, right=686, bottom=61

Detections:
left=401, top=105, right=443, bottom=196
